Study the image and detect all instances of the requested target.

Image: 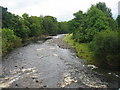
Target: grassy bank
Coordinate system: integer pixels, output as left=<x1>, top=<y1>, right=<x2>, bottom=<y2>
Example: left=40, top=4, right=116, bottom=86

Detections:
left=63, top=34, right=94, bottom=64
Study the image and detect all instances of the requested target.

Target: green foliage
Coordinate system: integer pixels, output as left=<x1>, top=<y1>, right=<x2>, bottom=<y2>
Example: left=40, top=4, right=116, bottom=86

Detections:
left=64, top=34, right=94, bottom=63
left=95, top=2, right=112, bottom=17
left=116, top=15, right=120, bottom=29
left=1, top=6, right=70, bottom=55
left=42, top=16, right=58, bottom=35
left=2, top=28, right=22, bottom=55
left=1, top=2, right=119, bottom=68
left=27, top=16, right=43, bottom=37
left=71, top=11, right=88, bottom=42
left=90, top=30, right=120, bottom=67
left=71, top=11, right=87, bottom=31
left=72, top=6, right=112, bottom=43
left=2, top=8, right=30, bottom=39
left=2, top=7, right=67, bottom=39
left=73, top=11, right=86, bottom=28
left=84, top=6, right=110, bottom=42
left=66, top=2, right=119, bottom=67
left=58, top=22, right=69, bottom=34
left=73, top=27, right=85, bottom=42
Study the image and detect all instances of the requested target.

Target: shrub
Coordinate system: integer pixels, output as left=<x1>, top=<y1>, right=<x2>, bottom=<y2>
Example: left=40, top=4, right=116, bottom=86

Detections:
left=1, top=28, right=22, bottom=55
left=91, top=30, right=120, bottom=67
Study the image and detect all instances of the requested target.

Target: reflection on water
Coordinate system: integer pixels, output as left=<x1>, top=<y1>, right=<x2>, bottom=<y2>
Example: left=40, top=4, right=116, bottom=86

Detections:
left=87, top=64, right=120, bottom=79
left=92, top=66, right=120, bottom=78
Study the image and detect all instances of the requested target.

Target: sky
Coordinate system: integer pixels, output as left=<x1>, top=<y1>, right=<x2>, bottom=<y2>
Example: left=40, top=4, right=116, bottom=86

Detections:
left=0, top=0, right=119, bottom=21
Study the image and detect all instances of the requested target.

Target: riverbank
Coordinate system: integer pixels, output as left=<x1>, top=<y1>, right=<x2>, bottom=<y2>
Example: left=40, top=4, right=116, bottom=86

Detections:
left=63, top=34, right=120, bottom=70
left=2, top=35, right=52, bottom=57
left=63, top=34, right=94, bottom=64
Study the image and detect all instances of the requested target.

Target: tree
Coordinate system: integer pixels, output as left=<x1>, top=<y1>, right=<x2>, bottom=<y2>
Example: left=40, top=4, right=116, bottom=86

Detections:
left=69, top=11, right=87, bottom=42
left=1, top=6, right=8, bottom=28
left=72, top=11, right=87, bottom=30
left=58, top=22, right=69, bottom=34
left=95, top=2, right=112, bottom=17
left=42, top=16, right=58, bottom=35
left=84, top=6, right=110, bottom=42
left=69, top=3, right=114, bottom=43
left=91, top=30, right=120, bottom=67
left=27, top=16, right=43, bottom=37
left=72, top=6, right=110, bottom=43
left=2, top=8, right=30, bottom=39
left=116, top=15, right=120, bottom=29
left=1, top=28, right=21, bottom=55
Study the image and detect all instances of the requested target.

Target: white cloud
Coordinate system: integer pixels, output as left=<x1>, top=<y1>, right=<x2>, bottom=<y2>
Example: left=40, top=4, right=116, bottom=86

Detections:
left=0, top=0, right=119, bottom=21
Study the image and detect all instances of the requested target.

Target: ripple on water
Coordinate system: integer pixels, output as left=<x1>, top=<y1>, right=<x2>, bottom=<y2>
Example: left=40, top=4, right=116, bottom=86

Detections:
left=0, top=67, right=37, bottom=88
left=58, top=73, right=77, bottom=88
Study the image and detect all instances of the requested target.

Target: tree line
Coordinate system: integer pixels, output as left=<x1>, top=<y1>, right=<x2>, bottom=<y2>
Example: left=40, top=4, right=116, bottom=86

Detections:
left=68, top=2, right=120, bottom=67
left=1, top=6, right=69, bottom=55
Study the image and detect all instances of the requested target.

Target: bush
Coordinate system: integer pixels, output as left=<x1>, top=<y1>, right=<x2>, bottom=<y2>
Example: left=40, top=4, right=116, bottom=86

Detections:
left=1, top=28, right=22, bottom=55
left=91, top=30, right=120, bottom=67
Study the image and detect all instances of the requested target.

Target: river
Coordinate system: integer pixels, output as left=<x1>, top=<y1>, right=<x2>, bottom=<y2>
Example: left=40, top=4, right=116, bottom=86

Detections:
left=0, top=34, right=120, bottom=88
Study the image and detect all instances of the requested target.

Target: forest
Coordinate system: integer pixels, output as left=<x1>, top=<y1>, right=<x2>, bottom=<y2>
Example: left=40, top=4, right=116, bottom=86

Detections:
left=1, top=2, right=120, bottom=68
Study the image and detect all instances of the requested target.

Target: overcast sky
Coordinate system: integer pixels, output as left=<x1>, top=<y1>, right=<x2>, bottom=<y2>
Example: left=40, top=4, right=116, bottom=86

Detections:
left=0, top=0, right=119, bottom=21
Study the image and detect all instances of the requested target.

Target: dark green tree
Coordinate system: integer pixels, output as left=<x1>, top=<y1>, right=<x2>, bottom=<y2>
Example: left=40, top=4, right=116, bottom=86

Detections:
left=1, top=28, right=21, bottom=55
left=58, top=22, right=69, bottom=34
left=42, top=16, right=58, bottom=35
left=27, top=16, right=43, bottom=37
left=95, top=2, right=112, bottom=17
left=116, top=15, right=120, bottom=29
left=2, top=8, right=30, bottom=39
left=84, top=6, right=110, bottom=42
left=91, top=30, right=120, bottom=67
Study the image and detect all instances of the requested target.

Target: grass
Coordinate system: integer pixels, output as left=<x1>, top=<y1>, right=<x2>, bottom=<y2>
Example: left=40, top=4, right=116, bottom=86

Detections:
left=64, top=34, right=94, bottom=64
left=63, top=34, right=74, bottom=45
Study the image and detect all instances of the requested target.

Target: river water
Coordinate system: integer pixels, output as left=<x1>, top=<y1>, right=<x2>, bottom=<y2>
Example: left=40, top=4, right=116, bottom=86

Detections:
left=0, top=34, right=120, bottom=88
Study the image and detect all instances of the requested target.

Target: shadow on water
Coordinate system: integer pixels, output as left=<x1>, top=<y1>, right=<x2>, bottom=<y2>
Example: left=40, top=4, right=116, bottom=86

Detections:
left=89, top=65, right=120, bottom=87
left=93, top=67, right=120, bottom=79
